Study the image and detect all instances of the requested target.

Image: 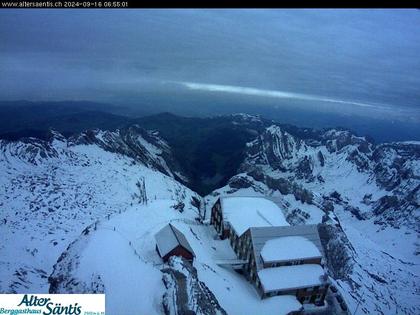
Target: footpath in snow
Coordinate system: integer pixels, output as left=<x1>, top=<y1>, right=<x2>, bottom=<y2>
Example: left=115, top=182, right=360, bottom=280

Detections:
left=74, top=200, right=301, bottom=315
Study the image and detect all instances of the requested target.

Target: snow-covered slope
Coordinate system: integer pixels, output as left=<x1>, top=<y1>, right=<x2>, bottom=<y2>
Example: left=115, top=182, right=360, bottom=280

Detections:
left=47, top=199, right=301, bottom=315
left=69, top=125, right=188, bottom=183
left=1, top=118, right=418, bottom=315
left=208, top=123, right=420, bottom=315
left=0, top=127, right=196, bottom=295
left=0, top=125, right=302, bottom=315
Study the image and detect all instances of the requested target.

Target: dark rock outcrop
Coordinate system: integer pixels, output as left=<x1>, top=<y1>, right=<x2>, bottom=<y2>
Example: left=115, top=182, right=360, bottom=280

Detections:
left=69, top=125, right=187, bottom=183
left=161, top=257, right=227, bottom=315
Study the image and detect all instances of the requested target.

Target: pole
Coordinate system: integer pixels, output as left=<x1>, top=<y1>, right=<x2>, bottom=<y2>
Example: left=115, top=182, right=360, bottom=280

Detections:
left=352, top=292, right=363, bottom=315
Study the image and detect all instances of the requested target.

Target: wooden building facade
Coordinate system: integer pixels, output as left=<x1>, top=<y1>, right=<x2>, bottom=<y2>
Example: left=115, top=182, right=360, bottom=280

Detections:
left=155, top=223, right=195, bottom=263
left=210, top=198, right=230, bottom=239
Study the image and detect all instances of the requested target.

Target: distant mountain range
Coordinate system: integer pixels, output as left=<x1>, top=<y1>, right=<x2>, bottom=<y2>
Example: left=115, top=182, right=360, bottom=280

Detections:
left=1, top=100, right=419, bottom=145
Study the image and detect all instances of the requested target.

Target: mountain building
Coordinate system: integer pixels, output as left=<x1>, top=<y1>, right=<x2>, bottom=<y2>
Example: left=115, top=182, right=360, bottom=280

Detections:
left=210, top=197, right=329, bottom=304
left=155, top=223, right=195, bottom=262
left=210, top=196, right=289, bottom=239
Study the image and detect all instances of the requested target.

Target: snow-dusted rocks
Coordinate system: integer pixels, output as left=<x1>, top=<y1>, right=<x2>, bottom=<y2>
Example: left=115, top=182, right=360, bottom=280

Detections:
left=211, top=123, right=420, bottom=314
left=162, top=256, right=227, bottom=315
left=245, top=125, right=307, bottom=172
left=1, top=116, right=419, bottom=315
left=69, top=125, right=187, bottom=183
left=0, top=125, right=304, bottom=315
left=0, top=128, right=201, bottom=312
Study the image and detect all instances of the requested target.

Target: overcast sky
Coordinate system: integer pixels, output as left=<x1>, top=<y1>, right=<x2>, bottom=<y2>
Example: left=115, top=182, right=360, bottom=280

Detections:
left=0, top=9, right=419, bottom=121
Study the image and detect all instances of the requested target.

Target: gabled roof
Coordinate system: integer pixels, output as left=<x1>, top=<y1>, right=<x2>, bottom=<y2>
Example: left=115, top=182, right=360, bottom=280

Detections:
left=249, top=224, right=323, bottom=271
left=220, top=197, right=289, bottom=236
left=155, top=223, right=195, bottom=257
left=258, top=264, right=326, bottom=293
left=260, top=236, right=322, bottom=264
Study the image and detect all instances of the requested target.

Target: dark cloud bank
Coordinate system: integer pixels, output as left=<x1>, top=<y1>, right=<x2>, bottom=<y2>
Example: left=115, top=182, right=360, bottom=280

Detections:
left=0, top=9, right=419, bottom=141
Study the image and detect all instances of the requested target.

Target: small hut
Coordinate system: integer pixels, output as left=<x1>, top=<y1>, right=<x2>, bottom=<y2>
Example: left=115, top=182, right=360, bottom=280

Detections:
left=155, top=223, right=195, bottom=262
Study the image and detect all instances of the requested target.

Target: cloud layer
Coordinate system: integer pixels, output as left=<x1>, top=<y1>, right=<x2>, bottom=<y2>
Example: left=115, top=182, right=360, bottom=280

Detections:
left=0, top=9, right=419, bottom=121
left=181, top=81, right=383, bottom=109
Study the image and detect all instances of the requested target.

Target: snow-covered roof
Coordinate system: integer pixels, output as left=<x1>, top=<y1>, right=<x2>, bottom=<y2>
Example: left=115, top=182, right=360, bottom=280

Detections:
left=221, top=197, right=289, bottom=236
left=249, top=224, right=323, bottom=271
left=155, top=224, right=194, bottom=257
left=260, top=236, right=321, bottom=263
left=258, top=264, right=325, bottom=293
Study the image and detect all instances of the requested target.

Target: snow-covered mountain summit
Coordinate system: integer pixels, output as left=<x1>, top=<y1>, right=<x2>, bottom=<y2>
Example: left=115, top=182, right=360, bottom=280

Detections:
left=1, top=126, right=183, bottom=176
left=69, top=125, right=187, bottom=183
left=0, top=126, right=197, bottom=295
left=1, top=118, right=419, bottom=315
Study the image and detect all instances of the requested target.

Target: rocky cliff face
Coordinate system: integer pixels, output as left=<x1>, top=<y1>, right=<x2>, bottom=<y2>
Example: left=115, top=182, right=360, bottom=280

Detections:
left=162, top=257, right=227, bottom=315
left=237, top=124, right=419, bottom=231
left=0, top=130, right=74, bottom=166
left=209, top=120, right=419, bottom=315
left=69, top=125, right=187, bottom=183
left=0, top=126, right=187, bottom=184
left=1, top=116, right=419, bottom=314
left=244, top=125, right=308, bottom=172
